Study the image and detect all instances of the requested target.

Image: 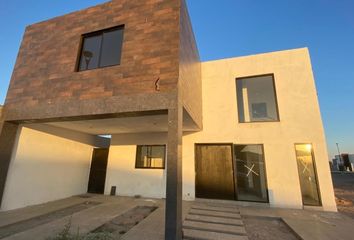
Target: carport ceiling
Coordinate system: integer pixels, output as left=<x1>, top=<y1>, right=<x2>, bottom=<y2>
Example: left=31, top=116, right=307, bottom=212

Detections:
left=45, top=112, right=198, bottom=135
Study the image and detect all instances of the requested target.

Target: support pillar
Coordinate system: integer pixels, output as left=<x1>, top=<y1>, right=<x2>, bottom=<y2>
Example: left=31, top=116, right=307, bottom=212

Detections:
left=165, top=102, right=183, bottom=240
left=0, top=121, right=19, bottom=208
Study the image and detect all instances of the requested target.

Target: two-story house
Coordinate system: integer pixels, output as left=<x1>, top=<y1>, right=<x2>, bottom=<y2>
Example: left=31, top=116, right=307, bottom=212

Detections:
left=0, top=0, right=336, bottom=239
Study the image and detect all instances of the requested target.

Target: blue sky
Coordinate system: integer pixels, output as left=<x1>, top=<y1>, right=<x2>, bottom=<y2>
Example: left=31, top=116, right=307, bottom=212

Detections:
left=0, top=0, right=353, bottom=157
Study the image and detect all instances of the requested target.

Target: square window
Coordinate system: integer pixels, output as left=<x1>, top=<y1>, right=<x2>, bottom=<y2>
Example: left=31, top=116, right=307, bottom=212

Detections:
left=135, top=145, right=166, bottom=169
left=236, top=74, right=279, bottom=122
left=78, top=26, right=124, bottom=71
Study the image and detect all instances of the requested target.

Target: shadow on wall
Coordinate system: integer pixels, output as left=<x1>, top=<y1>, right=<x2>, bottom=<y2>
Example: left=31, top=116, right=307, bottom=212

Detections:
left=1, top=127, right=93, bottom=211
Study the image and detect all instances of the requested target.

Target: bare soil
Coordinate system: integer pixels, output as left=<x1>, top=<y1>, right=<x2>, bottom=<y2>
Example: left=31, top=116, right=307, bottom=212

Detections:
left=243, top=216, right=301, bottom=240
left=331, top=172, right=354, bottom=219
left=93, top=206, right=157, bottom=239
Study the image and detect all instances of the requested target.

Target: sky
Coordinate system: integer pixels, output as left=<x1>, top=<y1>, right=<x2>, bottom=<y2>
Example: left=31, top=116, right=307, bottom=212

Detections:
left=0, top=0, right=353, bottom=158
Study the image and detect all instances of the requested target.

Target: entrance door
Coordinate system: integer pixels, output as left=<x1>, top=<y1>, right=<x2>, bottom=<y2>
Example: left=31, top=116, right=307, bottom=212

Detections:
left=195, top=144, right=235, bottom=200
left=87, top=148, right=109, bottom=194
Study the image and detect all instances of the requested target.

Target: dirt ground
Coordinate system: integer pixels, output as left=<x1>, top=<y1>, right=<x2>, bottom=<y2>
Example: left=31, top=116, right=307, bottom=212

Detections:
left=331, top=172, right=354, bottom=219
left=243, top=216, right=300, bottom=240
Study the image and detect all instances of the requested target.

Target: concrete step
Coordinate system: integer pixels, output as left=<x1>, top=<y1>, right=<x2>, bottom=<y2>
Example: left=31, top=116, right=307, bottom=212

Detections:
left=183, top=228, right=248, bottom=240
left=183, top=220, right=247, bottom=235
left=189, top=209, right=241, bottom=219
left=185, top=214, right=244, bottom=226
left=191, top=205, right=240, bottom=214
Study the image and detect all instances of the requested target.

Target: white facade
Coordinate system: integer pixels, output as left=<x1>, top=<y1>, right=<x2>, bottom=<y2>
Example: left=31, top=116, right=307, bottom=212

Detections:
left=104, top=133, right=167, bottom=198
left=1, top=126, right=93, bottom=211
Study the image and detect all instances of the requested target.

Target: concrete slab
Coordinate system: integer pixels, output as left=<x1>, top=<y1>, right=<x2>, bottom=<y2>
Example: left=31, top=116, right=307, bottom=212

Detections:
left=0, top=196, right=86, bottom=227
left=183, top=228, right=248, bottom=240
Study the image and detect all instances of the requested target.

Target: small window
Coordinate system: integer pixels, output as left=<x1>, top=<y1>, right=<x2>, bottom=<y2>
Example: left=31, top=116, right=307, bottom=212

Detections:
left=135, top=145, right=166, bottom=169
left=78, top=26, right=124, bottom=71
left=236, top=74, right=279, bottom=122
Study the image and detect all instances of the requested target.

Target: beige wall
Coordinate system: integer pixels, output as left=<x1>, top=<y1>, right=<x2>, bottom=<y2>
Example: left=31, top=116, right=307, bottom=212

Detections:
left=1, top=126, right=93, bottom=211
left=182, top=48, right=336, bottom=211
left=104, top=133, right=167, bottom=199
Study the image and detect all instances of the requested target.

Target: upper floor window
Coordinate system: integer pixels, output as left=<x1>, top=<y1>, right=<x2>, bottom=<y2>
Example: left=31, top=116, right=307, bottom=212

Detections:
left=236, top=74, right=279, bottom=123
left=78, top=26, right=124, bottom=71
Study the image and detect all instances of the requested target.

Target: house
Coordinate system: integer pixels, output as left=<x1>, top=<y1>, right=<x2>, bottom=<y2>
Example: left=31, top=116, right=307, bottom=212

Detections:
left=333, top=154, right=354, bottom=171
left=0, top=0, right=336, bottom=239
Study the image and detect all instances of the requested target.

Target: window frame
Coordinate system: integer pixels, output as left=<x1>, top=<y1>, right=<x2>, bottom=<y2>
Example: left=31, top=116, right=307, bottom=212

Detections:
left=135, top=145, right=166, bottom=170
left=294, top=143, right=322, bottom=206
left=235, top=73, right=280, bottom=123
left=76, top=25, right=124, bottom=72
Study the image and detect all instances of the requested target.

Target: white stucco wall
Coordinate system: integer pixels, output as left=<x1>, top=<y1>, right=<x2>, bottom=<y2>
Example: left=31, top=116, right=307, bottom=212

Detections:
left=104, top=133, right=167, bottom=199
left=182, top=48, right=337, bottom=211
left=1, top=126, right=93, bottom=211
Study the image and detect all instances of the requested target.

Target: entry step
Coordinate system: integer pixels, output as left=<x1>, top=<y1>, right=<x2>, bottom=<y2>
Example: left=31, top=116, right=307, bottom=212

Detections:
left=184, top=220, right=247, bottom=235
left=191, top=204, right=240, bottom=214
left=189, top=209, right=241, bottom=219
left=183, top=203, right=249, bottom=240
left=183, top=228, right=248, bottom=240
left=185, top=214, right=244, bottom=226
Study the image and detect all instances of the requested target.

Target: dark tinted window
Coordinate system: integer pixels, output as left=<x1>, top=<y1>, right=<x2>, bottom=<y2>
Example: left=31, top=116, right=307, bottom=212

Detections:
left=78, top=26, right=124, bottom=71
left=100, top=30, right=124, bottom=67
left=79, top=35, right=101, bottom=70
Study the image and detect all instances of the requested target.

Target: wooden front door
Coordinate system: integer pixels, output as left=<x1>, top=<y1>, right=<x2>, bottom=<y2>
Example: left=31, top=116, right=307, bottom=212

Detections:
left=195, top=144, right=235, bottom=200
left=87, top=148, right=109, bottom=194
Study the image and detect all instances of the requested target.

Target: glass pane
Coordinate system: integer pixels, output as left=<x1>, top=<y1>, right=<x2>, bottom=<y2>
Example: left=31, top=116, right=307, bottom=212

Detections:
left=79, top=35, right=102, bottom=71
left=295, top=144, right=321, bottom=206
left=136, top=146, right=147, bottom=168
left=150, top=146, right=165, bottom=168
left=234, top=145, right=268, bottom=202
left=100, top=29, right=124, bottom=67
left=236, top=75, right=279, bottom=122
left=136, top=146, right=165, bottom=169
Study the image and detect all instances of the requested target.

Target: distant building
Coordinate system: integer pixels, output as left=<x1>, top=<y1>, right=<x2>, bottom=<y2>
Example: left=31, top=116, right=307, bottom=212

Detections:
left=333, top=154, right=354, bottom=171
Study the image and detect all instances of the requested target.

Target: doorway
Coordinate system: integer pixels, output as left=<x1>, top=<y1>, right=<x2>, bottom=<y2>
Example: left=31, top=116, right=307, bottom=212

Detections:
left=87, top=148, right=109, bottom=194
left=195, top=144, right=235, bottom=200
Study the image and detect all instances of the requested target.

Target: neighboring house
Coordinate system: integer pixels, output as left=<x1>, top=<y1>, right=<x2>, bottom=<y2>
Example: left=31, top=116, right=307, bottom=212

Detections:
left=333, top=154, right=354, bottom=171
left=0, top=0, right=336, bottom=239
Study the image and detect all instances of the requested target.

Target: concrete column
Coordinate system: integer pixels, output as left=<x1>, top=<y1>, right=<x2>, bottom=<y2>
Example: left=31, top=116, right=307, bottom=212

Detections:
left=0, top=121, right=19, bottom=207
left=165, top=102, right=183, bottom=240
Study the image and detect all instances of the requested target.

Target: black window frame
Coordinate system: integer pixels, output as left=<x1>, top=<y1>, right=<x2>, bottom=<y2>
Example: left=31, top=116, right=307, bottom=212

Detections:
left=135, top=145, right=166, bottom=169
left=236, top=73, right=280, bottom=123
left=76, top=25, right=124, bottom=72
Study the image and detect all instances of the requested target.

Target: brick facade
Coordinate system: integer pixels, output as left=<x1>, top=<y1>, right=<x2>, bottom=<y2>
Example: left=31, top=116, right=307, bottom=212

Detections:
left=5, top=0, right=183, bottom=120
